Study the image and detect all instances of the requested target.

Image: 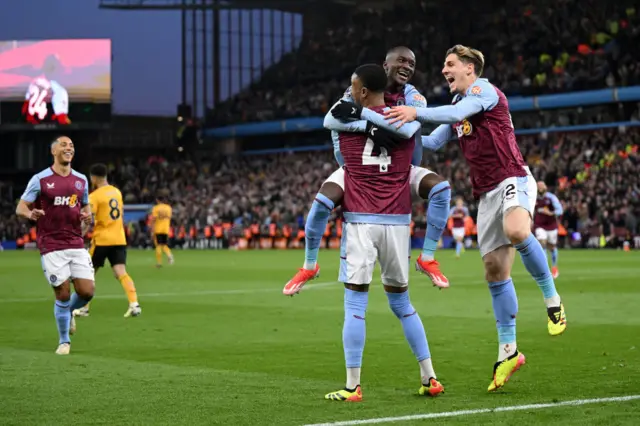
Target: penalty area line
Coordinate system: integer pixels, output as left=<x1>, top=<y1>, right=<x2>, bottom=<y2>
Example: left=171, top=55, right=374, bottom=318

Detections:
left=303, top=394, right=640, bottom=426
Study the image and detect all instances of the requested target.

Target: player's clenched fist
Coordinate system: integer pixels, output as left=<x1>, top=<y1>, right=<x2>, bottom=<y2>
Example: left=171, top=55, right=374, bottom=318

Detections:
left=30, top=209, right=45, bottom=221
left=385, top=106, right=418, bottom=127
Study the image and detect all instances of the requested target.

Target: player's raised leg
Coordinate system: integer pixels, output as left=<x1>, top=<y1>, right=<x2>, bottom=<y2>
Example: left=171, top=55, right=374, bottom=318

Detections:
left=380, top=224, right=444, bottom=396
left=414, top=172, right=451, bottom=288
left=284, top=171, right=343, bottom=296
left=504, top=177, right=565, bottom=336
left=483, top=246, right=525, bottom=391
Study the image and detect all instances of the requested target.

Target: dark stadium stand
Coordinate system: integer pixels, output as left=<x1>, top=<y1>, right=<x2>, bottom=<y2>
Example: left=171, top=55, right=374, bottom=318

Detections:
left=1, top=1, right=640, bottom=252
left=208, top=0, right=640, bottom=125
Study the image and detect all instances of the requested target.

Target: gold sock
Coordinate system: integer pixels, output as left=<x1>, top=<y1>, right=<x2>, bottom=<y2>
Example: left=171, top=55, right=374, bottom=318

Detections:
left=162, top=245, right=173, bottom=259
left=118, top=273, right=138, bottom=304
left=155, top=246, right=163, bottom=265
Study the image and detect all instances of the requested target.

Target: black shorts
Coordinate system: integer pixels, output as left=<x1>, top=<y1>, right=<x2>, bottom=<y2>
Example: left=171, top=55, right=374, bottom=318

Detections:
left=91, top=245, right=127, bottom=269
left=155, top=233, right=169, bottom=245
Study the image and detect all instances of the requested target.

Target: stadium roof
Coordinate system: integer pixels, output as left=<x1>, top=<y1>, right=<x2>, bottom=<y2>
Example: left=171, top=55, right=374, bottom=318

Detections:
left=99, top=0, right=359, bottom=12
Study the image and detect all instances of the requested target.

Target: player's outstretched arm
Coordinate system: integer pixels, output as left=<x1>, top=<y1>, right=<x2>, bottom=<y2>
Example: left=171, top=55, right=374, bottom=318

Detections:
left=388, top=97, right=484, bottom=126
left=387, top=84, right=499, bottom=125
left=360, top=107, right=420, bottom=139
left=422, top=124, right=456, bottom=151
left=323, top=112, right=369, bottom=133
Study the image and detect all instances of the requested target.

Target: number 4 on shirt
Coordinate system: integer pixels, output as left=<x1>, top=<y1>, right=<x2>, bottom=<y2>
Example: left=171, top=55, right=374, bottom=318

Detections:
left=362, top=138, right=391, bottom=172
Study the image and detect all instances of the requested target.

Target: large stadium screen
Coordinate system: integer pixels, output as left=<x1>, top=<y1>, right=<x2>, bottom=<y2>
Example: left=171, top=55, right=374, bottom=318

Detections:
left=0, top=39, right=111, bottom=130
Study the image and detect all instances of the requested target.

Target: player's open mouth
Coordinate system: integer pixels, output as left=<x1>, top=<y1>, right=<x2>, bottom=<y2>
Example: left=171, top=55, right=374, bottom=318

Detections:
left=446, top=76, right=455, bottom=85
left=397, top=70, right=410, bottom=80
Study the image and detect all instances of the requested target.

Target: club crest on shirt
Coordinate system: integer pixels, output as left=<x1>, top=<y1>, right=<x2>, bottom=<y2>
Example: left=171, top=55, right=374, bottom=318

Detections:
left=49, top=274, right=57, bottom=283
left=75, top=180, right=84, bottom=191
left=456, top=119, right=473, bottom=138
left=471, top=86, right=482, bottom=95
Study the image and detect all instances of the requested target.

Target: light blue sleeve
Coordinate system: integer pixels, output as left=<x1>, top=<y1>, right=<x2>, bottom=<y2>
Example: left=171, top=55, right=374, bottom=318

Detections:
left=405, top=85, right=428, bottom=108
left=323, top=89, right=369, bottom=133
left=323, top=112, right=368, bottom=133
left=415, top=80, right=499, bottom=124
left=411, top=127, right=422, bottom=166
left=415, top=96, right=485, bottom=124
left=360, top=108, right=420, bottom=139
left=20, top=175, right=41, bottom=203
left=548, top=193, right=563, bottom=216
left=331, top=131, right=344, bottom=166
left=421, top=124, right=455, bottom=151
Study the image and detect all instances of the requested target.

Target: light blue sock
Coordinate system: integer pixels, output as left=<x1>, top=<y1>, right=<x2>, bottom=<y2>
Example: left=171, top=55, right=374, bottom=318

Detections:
left=386, top=291, right=431, bottom=361
left=455, top=241, right=462, bottom=256
left=488, top=279, right=518, bottom=344
left=70, top=292, right=90, bottom=312
left=515, top=234, right=558, bottom=299
left=551, top=248, right=558, bottom=267
left=422, top=181, right=451, bottom=259
left=54, top=300, right=71, bottom=345
left=304, top=193, right=334, bottom=269
left=343, top=289, right=368, bottom=368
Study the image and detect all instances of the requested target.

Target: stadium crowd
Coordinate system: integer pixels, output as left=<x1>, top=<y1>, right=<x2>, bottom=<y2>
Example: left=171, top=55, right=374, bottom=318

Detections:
left=2, top=125, right=639, bottom=250
left=209, top=1, right=640, bottom=125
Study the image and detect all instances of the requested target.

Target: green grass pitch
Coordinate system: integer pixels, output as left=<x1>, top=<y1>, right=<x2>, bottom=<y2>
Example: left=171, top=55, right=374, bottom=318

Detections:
left=1, top=249, right=639, bottom=425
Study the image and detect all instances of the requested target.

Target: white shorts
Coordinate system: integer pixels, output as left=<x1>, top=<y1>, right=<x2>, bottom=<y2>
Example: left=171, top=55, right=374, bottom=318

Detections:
left=339, top=223, right=410, bottom=287
left=476, top=170, right=537, bottom=258
left=323, top=165, right=434, bottom=203
left=41, top=248, right=95, bottom=287
left=535, top=228, right=559, bottom=245
left=452, top=227, right=465, bottom=240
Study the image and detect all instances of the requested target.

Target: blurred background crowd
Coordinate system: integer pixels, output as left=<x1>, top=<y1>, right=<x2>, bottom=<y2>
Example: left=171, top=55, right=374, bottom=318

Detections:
left=1, top=0, right=640, bottom=251
left=209, top=0, right=640, bottom=125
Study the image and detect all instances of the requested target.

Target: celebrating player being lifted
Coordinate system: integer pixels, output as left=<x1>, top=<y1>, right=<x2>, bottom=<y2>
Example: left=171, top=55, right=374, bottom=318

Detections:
left=317, top=64, right=444, bottom=402
left=74, top=163, right=141, bottom=319
left=283, top=46, right=452, bottom=296
left=16, top=136, right=94, bottom=355
left=383, top=45, right=567, bottom=391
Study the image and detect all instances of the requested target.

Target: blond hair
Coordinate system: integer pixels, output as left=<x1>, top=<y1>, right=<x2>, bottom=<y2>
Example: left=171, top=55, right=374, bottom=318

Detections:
left=446, top=45, right=485, bottom=76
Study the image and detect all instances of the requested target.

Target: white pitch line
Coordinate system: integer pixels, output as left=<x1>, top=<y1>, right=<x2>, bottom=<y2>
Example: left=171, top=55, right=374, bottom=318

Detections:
left=0, top=281, right=339, bottom=303
left=304, top=395, right=640, bottom=426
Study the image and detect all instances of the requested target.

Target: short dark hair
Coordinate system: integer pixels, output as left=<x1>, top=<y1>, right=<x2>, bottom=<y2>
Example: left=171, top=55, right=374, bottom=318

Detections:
left=90, top=163, right=108, bottom=178
left=386, top=46, right=413, bottom=57
left=354, top=64, right=388, bottom=93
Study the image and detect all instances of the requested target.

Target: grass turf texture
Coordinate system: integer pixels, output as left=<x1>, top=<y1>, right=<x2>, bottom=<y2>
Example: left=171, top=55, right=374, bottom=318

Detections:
left=1, top=249, right=639, bottom=425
